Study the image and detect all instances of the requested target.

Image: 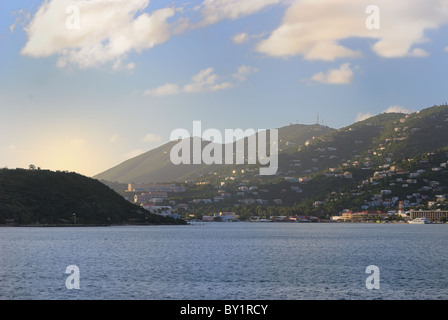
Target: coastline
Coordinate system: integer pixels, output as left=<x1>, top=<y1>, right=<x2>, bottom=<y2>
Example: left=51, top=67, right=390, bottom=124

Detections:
left=0, top=223, right=185, bottom=227
left=1, top=220, right=446, bottom=227
left=0, top=224, right=111, bottom=227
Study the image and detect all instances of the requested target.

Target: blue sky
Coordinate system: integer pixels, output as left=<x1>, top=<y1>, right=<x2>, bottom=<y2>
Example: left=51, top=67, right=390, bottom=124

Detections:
left=1, top=0, right=448, bottom=176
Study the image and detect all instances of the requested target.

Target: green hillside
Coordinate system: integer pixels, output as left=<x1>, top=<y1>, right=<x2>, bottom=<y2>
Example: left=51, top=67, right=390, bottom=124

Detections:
left=91, top=104, right=448, bottom=221
left=96, top=104, right=448, bottom=186
left=127, top=106, right=448, bottom=216
left=0, top=168, right=186, bottom=225
left=277, top=123, right=335, bottom=151
left=94, top=124, right=334, bottom=183
left=275, top=112, right=405, bottom=177
left=144, top=147, right=448, bottom=221
left=371, top=105, right=448, bottom=163
left=93, top=138, right=226, bottom=183
left=180, top=107, right=446, bottom=185
left=275, top=105, right=448, bottom=179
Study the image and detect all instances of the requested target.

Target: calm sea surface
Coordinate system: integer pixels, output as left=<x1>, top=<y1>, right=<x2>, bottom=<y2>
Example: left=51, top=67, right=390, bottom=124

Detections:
left=0, top=223, right=447, bottom=300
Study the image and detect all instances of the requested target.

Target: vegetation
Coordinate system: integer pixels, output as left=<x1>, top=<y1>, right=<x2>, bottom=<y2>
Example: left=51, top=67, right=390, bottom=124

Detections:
left=111, top=105, right=448, bottom=221
left=7, top=105, right=447, bottom=224
left=0, top=168, right=186, bottom=225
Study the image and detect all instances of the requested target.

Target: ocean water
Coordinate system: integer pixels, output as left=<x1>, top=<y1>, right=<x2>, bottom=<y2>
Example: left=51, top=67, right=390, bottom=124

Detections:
left=0, top=223, right=447, bottom=300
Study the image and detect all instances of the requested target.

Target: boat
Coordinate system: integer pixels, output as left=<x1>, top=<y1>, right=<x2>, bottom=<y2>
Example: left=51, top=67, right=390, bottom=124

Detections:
left=408, top=217, right=429, bottom=224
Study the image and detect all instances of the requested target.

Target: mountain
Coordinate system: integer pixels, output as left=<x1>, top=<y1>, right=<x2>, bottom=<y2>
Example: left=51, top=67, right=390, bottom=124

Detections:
left=94, top=124, right=335, bottom=183
left=95, top=105, right=448, bottom=187
left=0, top=168, right=186, bottom=225
left=286, top=104, right=448, bottom=175
left=89, top=104, right=448, bottom=220
left=94, top=138, right=221, bottom=184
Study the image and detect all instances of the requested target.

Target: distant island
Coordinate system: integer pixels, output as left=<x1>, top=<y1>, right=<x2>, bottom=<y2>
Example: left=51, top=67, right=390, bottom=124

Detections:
left=0, top=168, right=186, bottom=226
left=3, top=105, right=448, bottom=225
left=95, top=104, right=448, bottom=222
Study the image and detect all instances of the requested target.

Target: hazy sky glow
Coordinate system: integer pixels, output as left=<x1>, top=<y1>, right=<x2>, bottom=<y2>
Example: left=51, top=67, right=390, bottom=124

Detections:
left=1, top=0, right=448, bottom=176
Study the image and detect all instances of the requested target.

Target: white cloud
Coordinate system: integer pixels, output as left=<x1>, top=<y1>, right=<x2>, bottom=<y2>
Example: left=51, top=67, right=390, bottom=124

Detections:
left=257, top=0, right=448, bottom=61
left=311, top=63, right=354, bottom=84
left=233, top=65, right=259, bottom=81
left=183, top=68, right=233, bottom=93
left=383, top=105, right=412, bottom=114
left=232, top=31, right=268, bottom=45
left=21, top=0, right=175, bottom=69
left=9, top=9, right=31, bottom=33
left=232, top=32, right=250, bottom=44
left=17, top=0, right=448, bottom=70
left=409, top=48, right=430, bottom=58
left=112, top=59, right=136, bottom=73
left=356, top=104, right=412, bottom=122
left=126, top=62, right=136, bottom=71
left=444, top=46, right=448, bottom=52
left=144, top=65, right=258, bottom=96
left=143, top=134, right=163, bottom=143
left=356, top=112, right=374, bottom=122
left=197, top=0, right=280, bottom=27
left=143, top=83, right=180, bottom=97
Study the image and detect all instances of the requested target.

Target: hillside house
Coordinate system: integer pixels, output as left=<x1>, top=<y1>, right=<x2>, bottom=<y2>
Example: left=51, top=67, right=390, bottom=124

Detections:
left=344, top=172, right=353, bottom=179
left=142, top=204, right=173, bottom=215
left=219, top=212, right=237, bottom=222
left=134, top=192, right=168, bottom=203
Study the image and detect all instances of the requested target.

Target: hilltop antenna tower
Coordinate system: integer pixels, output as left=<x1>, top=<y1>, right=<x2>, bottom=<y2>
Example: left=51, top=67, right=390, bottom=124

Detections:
left=316, top=113, right=319, bottom=125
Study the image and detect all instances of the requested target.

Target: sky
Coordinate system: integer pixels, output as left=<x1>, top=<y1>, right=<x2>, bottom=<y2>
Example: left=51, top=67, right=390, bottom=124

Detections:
left=1, top=0, right=448, bottom=177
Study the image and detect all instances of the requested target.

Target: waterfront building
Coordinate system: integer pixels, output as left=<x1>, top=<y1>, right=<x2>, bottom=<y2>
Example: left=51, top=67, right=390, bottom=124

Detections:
left=219, top=212, right=238, bottom=222
left=409, top=210, right=448, bottom=222
left=341, top=211, right=389, bottom=221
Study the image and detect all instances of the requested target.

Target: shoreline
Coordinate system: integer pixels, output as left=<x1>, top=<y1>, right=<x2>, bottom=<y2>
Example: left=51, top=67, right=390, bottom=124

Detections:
left=1, top=220, right=446, bottom=227
left=0, top=224, right=111, bottom=228
left=0, top=223, right=186, bottom=227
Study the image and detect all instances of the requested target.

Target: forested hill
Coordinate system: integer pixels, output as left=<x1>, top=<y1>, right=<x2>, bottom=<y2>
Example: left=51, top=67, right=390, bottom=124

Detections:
left=0, top=168, right=186, bottom=225
left=93, top=124, right=334, bottom=183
